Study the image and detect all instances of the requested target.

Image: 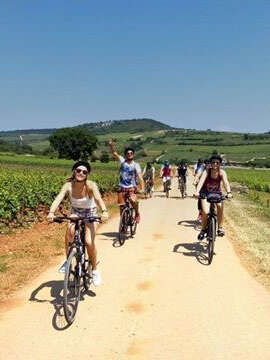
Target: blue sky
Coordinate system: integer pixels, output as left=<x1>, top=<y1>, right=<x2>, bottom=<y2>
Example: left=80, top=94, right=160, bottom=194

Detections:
left=1, top=0, right=270, bottom=132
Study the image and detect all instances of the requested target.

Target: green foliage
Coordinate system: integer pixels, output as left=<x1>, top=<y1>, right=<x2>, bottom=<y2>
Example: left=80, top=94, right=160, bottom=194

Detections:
left=100, top=151, right=110, bottom=163
left=227, top=168, right=270, bottom=193
left=0, top=162, right=118, bottom=224
left=49, top=128, right=97, bottom=160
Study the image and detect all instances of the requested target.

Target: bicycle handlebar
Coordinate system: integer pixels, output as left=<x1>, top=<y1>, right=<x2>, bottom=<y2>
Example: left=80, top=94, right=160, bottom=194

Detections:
left=53, top=215, right=102, bottom=224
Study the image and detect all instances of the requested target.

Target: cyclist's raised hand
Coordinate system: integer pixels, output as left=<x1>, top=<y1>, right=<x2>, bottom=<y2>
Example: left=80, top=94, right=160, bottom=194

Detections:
left=47, top=212, right=55, bottom=223
left=101, top=210, right=109, bottom=221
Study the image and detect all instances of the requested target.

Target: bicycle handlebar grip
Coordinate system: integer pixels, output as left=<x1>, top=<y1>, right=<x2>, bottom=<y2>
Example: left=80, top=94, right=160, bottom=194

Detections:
left=54, top=217, right=64, bottom=223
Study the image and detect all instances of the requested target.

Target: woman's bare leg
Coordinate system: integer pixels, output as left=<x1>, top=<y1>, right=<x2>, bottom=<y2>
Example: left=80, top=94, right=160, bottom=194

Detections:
left=201, top=199, right=210, bottom=230
left=85, top=223, right=97, bottom=270
left=65, top=223, right=75, bottom=256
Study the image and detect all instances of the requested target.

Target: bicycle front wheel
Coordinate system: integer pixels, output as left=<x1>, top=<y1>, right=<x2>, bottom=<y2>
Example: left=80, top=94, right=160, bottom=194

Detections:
left=63, top=249, right=81, bottom=324
left=118, top=208, right=129, bottom=245
left=207, top=217, right=216, bottom=265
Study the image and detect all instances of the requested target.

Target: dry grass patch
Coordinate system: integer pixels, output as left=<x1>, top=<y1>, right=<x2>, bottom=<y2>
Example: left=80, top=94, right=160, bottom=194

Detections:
left=225, top=193, right=270, bottom=290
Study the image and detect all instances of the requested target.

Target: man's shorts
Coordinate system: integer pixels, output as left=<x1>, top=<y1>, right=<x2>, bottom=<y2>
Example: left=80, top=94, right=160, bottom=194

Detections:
left=117, top=186, right=137, bottom=205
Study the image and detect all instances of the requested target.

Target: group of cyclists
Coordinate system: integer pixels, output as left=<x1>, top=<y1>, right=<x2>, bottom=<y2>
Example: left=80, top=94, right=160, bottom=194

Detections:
left=47, top=139, right=232, bottom=286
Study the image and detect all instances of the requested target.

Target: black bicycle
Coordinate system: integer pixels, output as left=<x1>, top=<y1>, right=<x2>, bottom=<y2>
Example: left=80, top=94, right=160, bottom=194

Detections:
left=144, top=178, right=153, bottom=198
left=200, top=192, right=227, bottom=265
left=118, top=191, right=137, bottom=245
left=54, top=215, right=101, bottom=325
left=164, top=178, right=171, bottom=198
left=178, top=175, right=186, bottom=198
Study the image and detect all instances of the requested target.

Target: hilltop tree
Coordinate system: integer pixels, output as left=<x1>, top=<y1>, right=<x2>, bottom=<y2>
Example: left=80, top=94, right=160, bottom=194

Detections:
left=49, top=128, right=97, bottom=161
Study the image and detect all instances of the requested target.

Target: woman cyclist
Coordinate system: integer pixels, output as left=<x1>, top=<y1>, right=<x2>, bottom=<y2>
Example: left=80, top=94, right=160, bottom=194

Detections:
left=194, top=155, right=232, bottom=240
left=47, top=161, right=109, bottom=286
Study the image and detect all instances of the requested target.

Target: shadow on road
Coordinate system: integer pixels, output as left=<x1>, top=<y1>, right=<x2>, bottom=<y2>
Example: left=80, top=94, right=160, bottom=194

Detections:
left=98, top=231, right=123, bottom=247
left=29, top=280, right=96, bottom=331
left=178, top=219, right=200, bottom=230
left=173, top=241, right=209, bottom=265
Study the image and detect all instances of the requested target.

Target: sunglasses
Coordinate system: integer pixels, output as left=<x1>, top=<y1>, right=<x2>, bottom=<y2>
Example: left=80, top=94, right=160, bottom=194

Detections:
left=75, top=168, right=88, bottom=175
left=126, top=151, right=134, bottom=155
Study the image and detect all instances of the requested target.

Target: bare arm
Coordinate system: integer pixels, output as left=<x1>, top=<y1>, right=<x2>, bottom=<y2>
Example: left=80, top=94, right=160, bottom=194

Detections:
left=108, top=139, right=121, bottom=161
left=87, top=181, right=107, bottom=212
left=220, top=169, right=231, bottom=194
left=195, top=170, right=207, bottom=195
left=48, top=183, right=69, bottom=215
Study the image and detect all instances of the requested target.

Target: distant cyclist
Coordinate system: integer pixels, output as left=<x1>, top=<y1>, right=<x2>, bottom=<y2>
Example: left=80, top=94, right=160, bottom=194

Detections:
left=194, top=159, right=211, bottom=222
left=108, top=139, right=144, bottom=223
left=142, top=162, right=155, bottom=193
left=47, top=161, right=109, bottom=285
left=194, top=155, right=232, bottom=240
left=160, top=160, right=172, bottom=192
left=177, top=161, right=188, bottom=197
left=193, top=158, right=205, bottom=186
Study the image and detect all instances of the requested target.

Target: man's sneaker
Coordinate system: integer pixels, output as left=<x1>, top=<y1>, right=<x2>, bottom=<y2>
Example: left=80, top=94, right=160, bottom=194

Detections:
left=58, top=260, right=67, bottom=273
left=198, top=229, right=207, bottom=241
left=92, top=269, right=101, bottom=286
left=135, top=214, right=141, bottom=224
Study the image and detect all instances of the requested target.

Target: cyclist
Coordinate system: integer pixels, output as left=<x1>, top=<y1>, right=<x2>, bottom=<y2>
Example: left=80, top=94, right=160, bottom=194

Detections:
left=194, top=159, right=211, bottom=222
left=47, top=161, right=109, bottom=285
left=108, top=139, right=144, bottom=223
left=193, top=158, right=205, bottom=186
left=142, top=162, right=155, bottom=194
left=177, top=161, right=188, bottom=197
left=194, top=155, right=232, bottom=240
left=160, top=160, right=172, bottom=192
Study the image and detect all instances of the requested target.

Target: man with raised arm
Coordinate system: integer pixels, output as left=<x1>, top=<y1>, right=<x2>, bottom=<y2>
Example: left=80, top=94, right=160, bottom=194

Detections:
left=108, top=139, right=144, bottom=223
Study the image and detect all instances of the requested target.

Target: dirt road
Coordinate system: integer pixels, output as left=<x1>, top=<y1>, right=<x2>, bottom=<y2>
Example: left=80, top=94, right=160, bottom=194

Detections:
left=1, top=178, right=270, bottom=360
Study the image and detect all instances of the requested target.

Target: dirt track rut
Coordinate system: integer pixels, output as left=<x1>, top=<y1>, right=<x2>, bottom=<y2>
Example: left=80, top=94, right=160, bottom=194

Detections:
left=1, top=178, right=270, bottom=360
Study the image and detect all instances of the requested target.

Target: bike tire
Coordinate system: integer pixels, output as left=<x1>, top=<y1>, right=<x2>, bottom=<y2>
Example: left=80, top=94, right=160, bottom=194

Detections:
left=130, top=208, right=137, bottom=236
left=118, top=208, right=129, bottom=245
left=207, top=217, right=216, bottom=265
left=63, top=248, right=81, bottom=325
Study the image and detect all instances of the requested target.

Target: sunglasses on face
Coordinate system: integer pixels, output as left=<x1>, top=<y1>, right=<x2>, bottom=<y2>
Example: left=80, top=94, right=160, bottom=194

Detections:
left=126, top=151, right=134, bottom=155
left=75, top=168, right=88, bottom=175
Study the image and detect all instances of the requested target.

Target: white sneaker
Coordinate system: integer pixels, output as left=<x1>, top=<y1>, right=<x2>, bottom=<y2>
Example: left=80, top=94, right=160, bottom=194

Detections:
left=58, top=260, right=67, bottom=273
left=92, top=269, right=101, bottom=286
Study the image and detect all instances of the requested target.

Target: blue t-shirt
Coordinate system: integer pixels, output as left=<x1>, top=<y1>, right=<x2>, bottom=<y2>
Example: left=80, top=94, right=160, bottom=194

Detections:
left=119, top=156, right=141, bottom=188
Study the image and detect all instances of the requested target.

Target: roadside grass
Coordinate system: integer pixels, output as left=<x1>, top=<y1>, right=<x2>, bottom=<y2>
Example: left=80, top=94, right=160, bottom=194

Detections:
left=225, top=192, right=270, bottom=289
left=0, top=191, right=119, bottom=302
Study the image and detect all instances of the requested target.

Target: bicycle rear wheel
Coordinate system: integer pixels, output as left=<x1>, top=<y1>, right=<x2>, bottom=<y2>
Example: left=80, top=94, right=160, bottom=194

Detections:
left=165, top=181, right=170, bottom=198
left=207, top=217, right=216, bottom=265
left=118, top=208, right=129, bottom=245
left=63, top=248, right=81, bottom=324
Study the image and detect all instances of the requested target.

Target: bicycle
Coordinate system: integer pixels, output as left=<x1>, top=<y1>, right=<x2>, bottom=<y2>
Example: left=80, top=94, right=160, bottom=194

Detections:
left=54, top=215, right=101, bottom=325
left=178, top=176, right=186, bottom=198
left=163, top=177, right=171, bottom=198
left=199, top=192, right=227, bottom=265
left=118, top=191, right=137, bottom=245
left=144, top=178, right=153, bottom=198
